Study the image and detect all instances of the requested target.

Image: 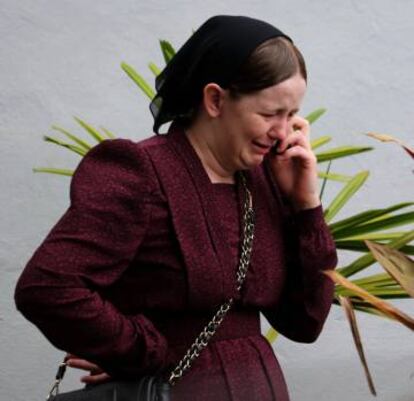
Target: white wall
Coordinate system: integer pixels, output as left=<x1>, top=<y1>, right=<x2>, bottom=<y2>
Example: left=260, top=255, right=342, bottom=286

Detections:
left=1, top=1, right=413, bottom=400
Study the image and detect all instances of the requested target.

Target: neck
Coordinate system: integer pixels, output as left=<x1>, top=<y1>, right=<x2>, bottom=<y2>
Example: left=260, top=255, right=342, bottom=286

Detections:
left=185, top=120, right=236, bottom=184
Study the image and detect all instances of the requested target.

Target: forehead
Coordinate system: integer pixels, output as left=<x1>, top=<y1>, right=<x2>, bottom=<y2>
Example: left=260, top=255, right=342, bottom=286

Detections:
left=236, top=74, right=307, bottom=109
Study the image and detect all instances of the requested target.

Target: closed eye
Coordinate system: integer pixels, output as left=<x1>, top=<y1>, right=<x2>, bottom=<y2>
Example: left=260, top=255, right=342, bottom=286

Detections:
left=260, top=110, right=285, bottom=118
left=260, top=109, right=297, bottom=119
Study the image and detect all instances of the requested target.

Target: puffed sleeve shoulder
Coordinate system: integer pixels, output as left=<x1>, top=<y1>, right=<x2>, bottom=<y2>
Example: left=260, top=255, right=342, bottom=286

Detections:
left=14, top=139, right=168, bottom=378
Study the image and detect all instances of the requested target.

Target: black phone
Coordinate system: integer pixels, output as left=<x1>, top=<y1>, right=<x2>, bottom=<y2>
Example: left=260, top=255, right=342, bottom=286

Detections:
left=271, top=140, right=293, bottom=156
left=271, top=140, right=280, bottom=155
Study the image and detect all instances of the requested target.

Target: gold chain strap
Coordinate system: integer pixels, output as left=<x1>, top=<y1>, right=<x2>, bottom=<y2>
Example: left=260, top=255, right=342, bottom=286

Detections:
left=168, top=171, right=255, bottom=385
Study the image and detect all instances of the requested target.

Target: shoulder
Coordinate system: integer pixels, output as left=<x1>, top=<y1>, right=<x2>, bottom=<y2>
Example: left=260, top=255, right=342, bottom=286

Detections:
left=70, top=137, right=168, bottom=205
left=76, top=136, right=167, bottom=170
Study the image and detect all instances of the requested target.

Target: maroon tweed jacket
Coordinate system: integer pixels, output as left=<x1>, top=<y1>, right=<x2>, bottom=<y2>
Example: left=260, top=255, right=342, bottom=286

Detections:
left=15, top=123, right=338, bottom=401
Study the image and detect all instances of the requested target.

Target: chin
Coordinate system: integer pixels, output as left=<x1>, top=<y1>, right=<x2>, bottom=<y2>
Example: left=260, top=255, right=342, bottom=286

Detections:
left=240, top=155, right=264, bottom=170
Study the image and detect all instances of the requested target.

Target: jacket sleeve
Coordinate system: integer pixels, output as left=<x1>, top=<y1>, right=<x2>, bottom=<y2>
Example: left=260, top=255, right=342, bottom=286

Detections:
left=14, top=139, right=168, bottom=378
left=263, top=202, right=338, bottom=343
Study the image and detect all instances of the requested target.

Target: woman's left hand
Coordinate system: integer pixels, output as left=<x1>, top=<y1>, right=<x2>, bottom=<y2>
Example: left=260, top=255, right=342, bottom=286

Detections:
left=65, top=353, right=111, bottom=385
left=269, top=115, right=320, bottom=211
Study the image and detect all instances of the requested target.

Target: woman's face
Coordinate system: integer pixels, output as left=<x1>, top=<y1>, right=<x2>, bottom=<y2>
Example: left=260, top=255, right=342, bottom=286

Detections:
left=214, top=73, right=307, bottom=171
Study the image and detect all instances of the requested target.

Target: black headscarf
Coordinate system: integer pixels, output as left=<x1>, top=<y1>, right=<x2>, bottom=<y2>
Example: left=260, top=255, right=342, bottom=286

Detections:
left=150, top=15, right=292, bottom=134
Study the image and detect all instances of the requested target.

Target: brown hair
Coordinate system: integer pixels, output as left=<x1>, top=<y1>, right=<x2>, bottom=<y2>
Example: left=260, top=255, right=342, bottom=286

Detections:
left=178, top=36, right=306, bottom=128
left=228, top=36, right=307, bottom=98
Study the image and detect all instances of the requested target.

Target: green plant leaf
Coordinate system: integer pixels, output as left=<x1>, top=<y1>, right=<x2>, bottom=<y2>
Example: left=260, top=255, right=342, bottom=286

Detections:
left=264, top=327, right=279, bottom=343
left=149, top=62, right=161, bottom=76
left=335, top=231, right=408, bottom=241
left=51, top=125, right=92, bottom=150
left=318, top=171, right=352, bottom=182
left=349, top=303, right=390, bottom=318
left=316, top=146, right=373, bottom=162
left=99, top=126, right=116, bottom=139
left=73, top=117, right=106, bottom=143
left=334, top=239, right=414, bottom=255
left=159, top=40, right=176, bottom=64
left=319, top=160, right=331, bottom=201
left=32, top=168, right=74, bottom=176
left=338, top=231, right=414, bottom=277
left=351, top=273, right=396, bottom=287
left=336, top=287, right=409, bottom=299
left=335, top=212, right=414, bottom=238
left=324, top=171, right=369, bottom=223
left=121, top=61, right=155, bottom=100
left=329, top=203, right=414, bottom=235
left=305, top=108, right=326, bottom=124
left=311, top=136, right=332, bottom=150
left=43, top=135, right=87, bottom=156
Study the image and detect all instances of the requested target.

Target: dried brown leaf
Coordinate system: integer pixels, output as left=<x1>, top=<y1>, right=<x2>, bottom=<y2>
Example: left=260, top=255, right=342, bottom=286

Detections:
left=324, top=270, right=414, bottom=330
left=366, top=132, right=400, bottom=143
left=367, top=132, right=414, bottom=160
left=339, top=296, right=377, bottom=396
left=365, top=240, right=414, bottom=298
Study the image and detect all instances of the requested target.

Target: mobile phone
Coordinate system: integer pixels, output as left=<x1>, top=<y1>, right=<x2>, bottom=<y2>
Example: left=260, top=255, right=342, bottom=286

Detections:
left=271, top=140, right=280, bottom=155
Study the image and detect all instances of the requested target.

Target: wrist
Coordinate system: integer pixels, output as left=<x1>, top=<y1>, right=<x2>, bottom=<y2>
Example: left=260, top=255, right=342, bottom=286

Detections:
left=290, top=195, right=321, bottom=212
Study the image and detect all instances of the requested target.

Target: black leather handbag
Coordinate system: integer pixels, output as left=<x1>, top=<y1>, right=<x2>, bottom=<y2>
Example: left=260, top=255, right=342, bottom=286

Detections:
left=48, top=375, right=169, bottom=401
left=46, top=173, right=255, bottom=401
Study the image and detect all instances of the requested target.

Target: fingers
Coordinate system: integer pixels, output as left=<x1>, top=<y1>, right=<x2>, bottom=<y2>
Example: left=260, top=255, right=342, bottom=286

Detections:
left=276, top=144, right=317, bottom=167
left=66, top=357, right=103, bottom=374
left=290, top=115, right=310, bottom=136
left=81, top=372, right=112, bottom=385
left=275, top=117, right=310, bottom=154
left=277, top=131, right=311, bottom=154
left=65, top=353, right=111, bottom=385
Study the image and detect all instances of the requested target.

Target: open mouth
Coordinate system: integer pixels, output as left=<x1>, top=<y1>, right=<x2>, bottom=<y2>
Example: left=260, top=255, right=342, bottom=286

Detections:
left=252, top=140, right=272, bottom=153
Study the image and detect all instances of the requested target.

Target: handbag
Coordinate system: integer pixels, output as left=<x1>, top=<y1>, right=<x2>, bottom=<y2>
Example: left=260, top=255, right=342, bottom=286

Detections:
left=46, top=172, right=255, bottom=401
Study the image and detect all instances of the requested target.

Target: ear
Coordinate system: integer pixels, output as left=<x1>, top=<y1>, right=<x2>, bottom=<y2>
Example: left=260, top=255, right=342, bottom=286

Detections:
left=202, top=83, right=226, bottom=118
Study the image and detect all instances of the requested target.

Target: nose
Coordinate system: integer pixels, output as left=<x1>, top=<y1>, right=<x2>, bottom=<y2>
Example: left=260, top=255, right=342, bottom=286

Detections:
left=268, top=117, right=289, bottom=142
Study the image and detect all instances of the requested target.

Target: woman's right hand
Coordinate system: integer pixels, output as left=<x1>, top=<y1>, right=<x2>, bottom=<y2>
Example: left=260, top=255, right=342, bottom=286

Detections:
left=65, top=353, right=112, bottom=385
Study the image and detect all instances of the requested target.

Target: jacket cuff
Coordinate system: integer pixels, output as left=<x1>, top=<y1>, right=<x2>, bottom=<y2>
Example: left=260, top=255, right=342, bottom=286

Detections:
left=291, top=204, right=326, bottom=234
left=133, top=314, right=169, bottom=374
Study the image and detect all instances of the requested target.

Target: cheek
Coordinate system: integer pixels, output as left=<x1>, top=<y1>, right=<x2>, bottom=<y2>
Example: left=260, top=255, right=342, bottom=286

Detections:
left=243, top=116, right=267, bottom=139
left=223, top=110, right=263, bottom=147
